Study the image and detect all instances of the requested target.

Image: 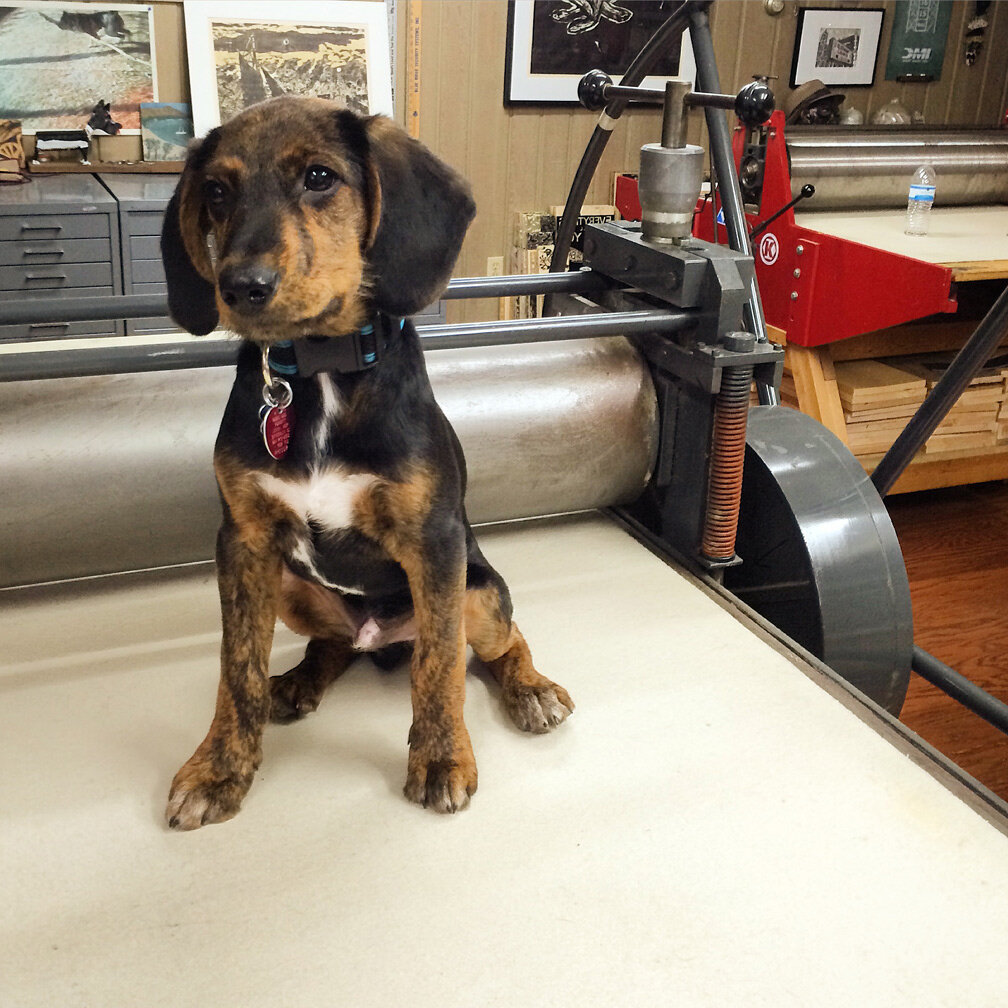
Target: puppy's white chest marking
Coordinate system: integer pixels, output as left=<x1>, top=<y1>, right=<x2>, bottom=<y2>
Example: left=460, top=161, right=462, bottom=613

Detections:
left=255, top=468, right=377, bottom=533
left=313, top=374, right=341, bottom=458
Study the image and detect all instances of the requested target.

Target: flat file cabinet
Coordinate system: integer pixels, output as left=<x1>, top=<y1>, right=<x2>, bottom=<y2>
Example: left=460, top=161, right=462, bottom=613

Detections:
left=0, top=174, right=122, bottom=342
left=97, top=174, right=176, bottom=335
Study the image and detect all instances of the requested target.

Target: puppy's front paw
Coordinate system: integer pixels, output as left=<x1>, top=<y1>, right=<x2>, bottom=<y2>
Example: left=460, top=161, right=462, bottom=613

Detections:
left=503, top=681, right=574, bottom=734
left=404, top=729, right=478, bottom=813
left=165, top=759, right=252, bottom=831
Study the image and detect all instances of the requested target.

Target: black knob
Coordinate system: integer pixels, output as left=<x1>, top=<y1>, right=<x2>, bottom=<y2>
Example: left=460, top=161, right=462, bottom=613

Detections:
left=735, top=80, right=775, bottom=126
left=578, top=69, right=613, bottom=112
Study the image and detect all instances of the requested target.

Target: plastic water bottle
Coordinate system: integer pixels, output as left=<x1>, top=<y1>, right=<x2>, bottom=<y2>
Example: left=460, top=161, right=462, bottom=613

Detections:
left=905, top=165, right=937, bottom=236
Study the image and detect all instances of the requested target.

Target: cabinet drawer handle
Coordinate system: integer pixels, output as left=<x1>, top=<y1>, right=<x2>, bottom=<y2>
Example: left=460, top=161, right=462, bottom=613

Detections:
left=22, top=248, right=65, bottom=257
left=21, top=223, right=63, bottom=233
left=28, top=322, right=71, bottom=330
left=24, top=273, right=67, bottom=282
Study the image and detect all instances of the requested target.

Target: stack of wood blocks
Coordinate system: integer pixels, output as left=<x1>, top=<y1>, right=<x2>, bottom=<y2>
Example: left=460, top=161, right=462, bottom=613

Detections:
left=831, top=355, right=1008, bottom=460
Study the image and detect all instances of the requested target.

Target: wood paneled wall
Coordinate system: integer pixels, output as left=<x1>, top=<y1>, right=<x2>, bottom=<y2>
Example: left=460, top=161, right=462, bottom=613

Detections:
left=56, top=1, right=1008, bottom=325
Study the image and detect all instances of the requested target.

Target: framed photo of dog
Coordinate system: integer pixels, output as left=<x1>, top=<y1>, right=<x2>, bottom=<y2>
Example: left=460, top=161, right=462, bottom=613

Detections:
left=0, top=1, right=157, bottom=133
left=505, top=0, right=695, bottom=105
left=182, top=0, right=394, bottom=137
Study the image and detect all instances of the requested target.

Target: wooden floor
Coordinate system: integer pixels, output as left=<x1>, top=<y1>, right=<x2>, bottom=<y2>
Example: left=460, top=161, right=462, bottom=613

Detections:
left=886, top=479, right=1008, bottom=801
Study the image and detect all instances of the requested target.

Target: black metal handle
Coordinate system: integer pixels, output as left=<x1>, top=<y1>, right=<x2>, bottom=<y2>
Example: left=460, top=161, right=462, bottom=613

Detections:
left=749, top=184, right=815, bottom=240
left=578, top=71, right=774, bottom=128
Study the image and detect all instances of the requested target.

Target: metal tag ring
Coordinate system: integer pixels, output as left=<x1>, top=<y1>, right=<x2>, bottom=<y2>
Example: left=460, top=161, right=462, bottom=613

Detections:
left=262, top=378, right=293, bottom=410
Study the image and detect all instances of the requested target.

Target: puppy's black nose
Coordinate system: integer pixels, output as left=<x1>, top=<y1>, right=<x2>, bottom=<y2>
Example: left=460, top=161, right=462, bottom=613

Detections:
left=218, top=265, right=279, bottom=312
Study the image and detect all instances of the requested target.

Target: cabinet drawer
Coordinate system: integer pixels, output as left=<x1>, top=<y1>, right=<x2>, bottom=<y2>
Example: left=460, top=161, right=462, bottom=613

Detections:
left=125, top=280, right=173, bottom=334
left=128, top=210, right=167, bottom=236
left=0, top=214, right=110, bottom=242
left=131, top=258, right=167, bottom=284
left=130, top=234, right=162, bottom=260
left=1, top=261, right=115, bottom=291
left=0, top=237, right=112, bottom=266
left=0, top=318, right=122, bottom=343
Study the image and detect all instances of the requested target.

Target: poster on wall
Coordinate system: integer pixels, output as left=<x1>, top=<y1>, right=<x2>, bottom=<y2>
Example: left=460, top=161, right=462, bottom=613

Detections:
left=885, top=0, right=952, bottom=81
left=0, top=2, right=157, bottom=133
left=505, top=0, right=695, bottom=105
left=182, top=0, right=393, bottom=138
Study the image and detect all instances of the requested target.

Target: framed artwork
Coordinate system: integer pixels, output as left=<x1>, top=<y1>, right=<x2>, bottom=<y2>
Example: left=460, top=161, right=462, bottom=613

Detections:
left=505, top=0, right=695, bottom=106
left=790, top=7, right=884, bottom=87
left=885, top=0, right=952, bottom=81
left=140, top=102, right=194, bottom=161
left=182, top=0, right=393, bottom=138
left=0, top=2, right=157, bottom=134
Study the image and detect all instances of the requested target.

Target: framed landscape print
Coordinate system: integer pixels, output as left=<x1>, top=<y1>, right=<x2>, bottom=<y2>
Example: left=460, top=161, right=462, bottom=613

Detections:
left=183, top=0, right=393, bottom=137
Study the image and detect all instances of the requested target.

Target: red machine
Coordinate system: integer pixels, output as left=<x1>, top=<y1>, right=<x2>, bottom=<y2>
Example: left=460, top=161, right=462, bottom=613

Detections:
left=616, top=111, right=957, bottom=347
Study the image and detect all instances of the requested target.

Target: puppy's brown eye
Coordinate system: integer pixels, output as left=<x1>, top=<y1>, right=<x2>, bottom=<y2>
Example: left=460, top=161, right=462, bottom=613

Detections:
left=204, top=180, right=227, bottom=206
left=304, top=164, right=338, bottom=192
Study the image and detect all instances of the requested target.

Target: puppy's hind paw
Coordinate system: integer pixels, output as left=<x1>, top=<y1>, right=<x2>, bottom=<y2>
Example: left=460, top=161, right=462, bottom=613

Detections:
left=503, top=682, right=574, bottom=734
left=269, top=668, right=323, bottom=724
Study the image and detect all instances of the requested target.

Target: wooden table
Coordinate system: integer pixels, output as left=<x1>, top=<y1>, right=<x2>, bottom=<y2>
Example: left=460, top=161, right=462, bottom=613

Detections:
left=779, top=205, right=1008, bottom=493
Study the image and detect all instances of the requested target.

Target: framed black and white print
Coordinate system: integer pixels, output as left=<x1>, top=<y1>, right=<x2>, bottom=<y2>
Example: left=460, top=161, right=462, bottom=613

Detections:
left=505, top=0, right=695, bottom=106
left=790, top=7, right=884, bottom=87
left=183, top=0, right=393, bottom=137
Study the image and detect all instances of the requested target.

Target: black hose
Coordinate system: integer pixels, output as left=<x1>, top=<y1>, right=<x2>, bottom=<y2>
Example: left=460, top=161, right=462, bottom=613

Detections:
left=546, top=0, right=696, bottom=286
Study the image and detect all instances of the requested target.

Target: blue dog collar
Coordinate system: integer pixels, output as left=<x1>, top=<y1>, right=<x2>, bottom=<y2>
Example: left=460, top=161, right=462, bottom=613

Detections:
left=265, top=317, right=404, bottom=378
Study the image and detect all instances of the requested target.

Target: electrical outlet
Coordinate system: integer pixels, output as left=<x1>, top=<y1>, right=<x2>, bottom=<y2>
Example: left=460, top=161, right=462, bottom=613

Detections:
left=487, top=255, right=504, bottom=277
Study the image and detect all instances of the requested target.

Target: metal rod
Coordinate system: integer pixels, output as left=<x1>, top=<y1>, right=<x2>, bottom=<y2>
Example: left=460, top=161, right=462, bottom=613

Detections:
left=871, top=281, right=1008, bottom=497
left=912, top=645, right=1008, bottom=736
left=0, top=273, right=616, bottom=329
left=442, top=270, right=612, bottom=301
left=419, top=310, right=693, bottom=351
left=683, top=91, right=737, bottom=111
left=0, top=292, right=172, bottom=326
left=688, top=2, right=778, bottom=407
left=1, top=309, right=696, bottom=382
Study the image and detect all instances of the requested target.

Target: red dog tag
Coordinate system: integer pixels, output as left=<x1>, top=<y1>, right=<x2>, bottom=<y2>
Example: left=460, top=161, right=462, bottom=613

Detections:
left=261, top=404, right=294, bottom=460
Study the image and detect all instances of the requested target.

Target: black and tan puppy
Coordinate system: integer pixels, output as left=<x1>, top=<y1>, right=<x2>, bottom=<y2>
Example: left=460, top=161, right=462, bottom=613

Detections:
left=160, top=96, right=572, bottom=829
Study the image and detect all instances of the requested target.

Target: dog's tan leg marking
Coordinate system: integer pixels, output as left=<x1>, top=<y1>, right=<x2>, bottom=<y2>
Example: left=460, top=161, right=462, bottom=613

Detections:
left=166, top=519, right=281, bottom=830
left=464, top=586, right=574, bottom=733
left=270, top=637, right=355, bottom=723
left=355, top=473, right=477, bottom=813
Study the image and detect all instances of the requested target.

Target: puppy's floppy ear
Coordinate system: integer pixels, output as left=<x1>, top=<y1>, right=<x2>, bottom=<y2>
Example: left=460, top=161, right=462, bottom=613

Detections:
left=160, top=134, right=220, bottom=336
left=362, top=116, right=476, bottom=317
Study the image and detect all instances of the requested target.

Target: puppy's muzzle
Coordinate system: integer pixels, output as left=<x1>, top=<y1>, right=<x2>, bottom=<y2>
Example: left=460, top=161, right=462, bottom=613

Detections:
left=218, top=264, right=280, bottom=314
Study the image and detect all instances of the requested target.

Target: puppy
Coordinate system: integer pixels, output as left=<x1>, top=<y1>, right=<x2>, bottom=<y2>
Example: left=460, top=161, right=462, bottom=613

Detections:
left=160, top=96, right=573, bottom=829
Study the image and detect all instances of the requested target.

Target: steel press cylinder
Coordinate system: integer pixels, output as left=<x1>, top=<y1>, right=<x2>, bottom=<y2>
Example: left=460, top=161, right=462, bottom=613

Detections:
left=638, top=143, right=704, bottom=243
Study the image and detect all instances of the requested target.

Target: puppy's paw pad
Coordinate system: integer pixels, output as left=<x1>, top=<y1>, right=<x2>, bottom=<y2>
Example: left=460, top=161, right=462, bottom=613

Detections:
left=504, top=683, right=574, bottom=734
left=404, top=758, right=477, bottom=814
left=269, top=671, right=321, bottom=724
